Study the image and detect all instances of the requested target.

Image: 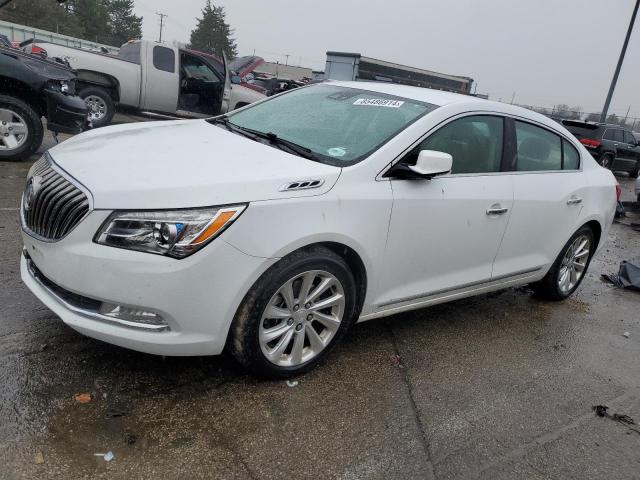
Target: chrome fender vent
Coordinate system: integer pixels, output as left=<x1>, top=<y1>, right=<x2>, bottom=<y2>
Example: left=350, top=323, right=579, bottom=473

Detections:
left=279, top=179, right=325, bottom=192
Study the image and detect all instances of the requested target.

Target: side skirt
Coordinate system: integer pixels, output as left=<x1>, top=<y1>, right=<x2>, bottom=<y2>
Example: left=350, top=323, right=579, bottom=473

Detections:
left=357, top=268, right=543, bottom=323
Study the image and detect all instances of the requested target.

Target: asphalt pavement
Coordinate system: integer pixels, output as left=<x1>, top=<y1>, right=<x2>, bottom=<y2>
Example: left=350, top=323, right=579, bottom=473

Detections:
left=0, top=121, right=639, bottom=479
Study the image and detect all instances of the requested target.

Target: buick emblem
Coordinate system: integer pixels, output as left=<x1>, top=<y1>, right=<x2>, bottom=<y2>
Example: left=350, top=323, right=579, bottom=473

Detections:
left=24, top=176, right=42, bottom=212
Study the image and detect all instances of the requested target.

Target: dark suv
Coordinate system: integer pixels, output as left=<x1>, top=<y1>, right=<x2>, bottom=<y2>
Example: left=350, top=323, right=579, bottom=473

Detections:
left=562, top=120, right=640, bottom=177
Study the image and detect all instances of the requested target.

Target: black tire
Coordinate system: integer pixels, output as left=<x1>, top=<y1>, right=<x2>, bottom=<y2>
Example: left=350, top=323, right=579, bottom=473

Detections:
left=229, top=246, right=358, bottom=378
left=533, top=225, right=596, bottom=301
left=78, top=86, right=114, bottom=128
left=600, top=153, right=614, bottom=170
left=0, top=95, right=44, bottom=161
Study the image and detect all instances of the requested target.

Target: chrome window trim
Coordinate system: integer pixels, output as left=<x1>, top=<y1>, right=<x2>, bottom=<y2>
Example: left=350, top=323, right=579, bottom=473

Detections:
left=377, top=110, right=584, bottom=181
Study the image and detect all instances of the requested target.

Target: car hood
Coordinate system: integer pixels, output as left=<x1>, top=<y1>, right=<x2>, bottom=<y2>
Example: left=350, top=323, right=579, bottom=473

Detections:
left=49, top=120, right=341, bottom=209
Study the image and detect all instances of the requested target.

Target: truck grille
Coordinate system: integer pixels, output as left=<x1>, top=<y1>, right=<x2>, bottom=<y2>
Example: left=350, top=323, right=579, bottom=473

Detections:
left=21, top=155, right=90, bottom=241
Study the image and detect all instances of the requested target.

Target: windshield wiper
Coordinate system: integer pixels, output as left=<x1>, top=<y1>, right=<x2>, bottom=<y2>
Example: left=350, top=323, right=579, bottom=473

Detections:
left=239, top=128, right=320, bottom=161
left=210, top=116, right=261, bottom=140
left=210, top=117, right=321, bottom=162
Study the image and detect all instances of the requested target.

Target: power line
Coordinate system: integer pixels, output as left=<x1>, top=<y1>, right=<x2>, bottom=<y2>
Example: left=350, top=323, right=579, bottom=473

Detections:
left=155, top=11, right=168, bottom=43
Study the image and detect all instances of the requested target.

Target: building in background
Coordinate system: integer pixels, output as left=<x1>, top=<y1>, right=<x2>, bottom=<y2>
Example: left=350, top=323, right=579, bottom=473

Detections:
left=253, top=62, right=313, bottom=81
left=323, top=51, right=474, bottom=95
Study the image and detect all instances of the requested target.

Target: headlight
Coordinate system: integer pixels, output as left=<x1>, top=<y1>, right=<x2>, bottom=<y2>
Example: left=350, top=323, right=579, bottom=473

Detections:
left=94, top=205, right=247, bottom=259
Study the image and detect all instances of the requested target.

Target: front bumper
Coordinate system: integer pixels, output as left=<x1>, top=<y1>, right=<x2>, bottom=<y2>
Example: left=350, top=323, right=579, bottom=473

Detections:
left=21, top=210, right=276, bottom=356
left=45, top=89, right=90, bottom=134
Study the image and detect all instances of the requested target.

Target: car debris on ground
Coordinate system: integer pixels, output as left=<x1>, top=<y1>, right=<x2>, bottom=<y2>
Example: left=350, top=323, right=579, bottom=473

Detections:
left=94, top=451, right=114, bottom=462
left=73, top=393, right=92, bottom=404
left=601, top=259, right=640, bottom=291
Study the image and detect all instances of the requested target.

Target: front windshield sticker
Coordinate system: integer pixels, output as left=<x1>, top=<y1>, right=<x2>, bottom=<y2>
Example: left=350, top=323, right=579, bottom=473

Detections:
left=353, top=98, right=405, bottom=108
left=327, top=147, right=347, bottom=157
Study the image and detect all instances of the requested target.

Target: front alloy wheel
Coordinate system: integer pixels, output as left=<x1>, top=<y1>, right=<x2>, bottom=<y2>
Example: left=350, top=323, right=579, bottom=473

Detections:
left=229, top=246, right=357, bottom=378
left=259, top=270, right=345, bottom=367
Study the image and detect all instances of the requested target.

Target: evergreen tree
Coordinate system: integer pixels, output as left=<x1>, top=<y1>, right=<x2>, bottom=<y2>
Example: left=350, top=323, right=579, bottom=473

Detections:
left=104, top=0, right=142, bottom=47
left=189, top=1, right=238, bottom=59
left=67, top=0, right=110, bottom=44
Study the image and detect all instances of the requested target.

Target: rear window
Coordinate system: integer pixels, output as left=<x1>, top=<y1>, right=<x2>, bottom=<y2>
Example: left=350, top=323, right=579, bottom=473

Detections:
left=153, top=46, right=175, bottom=73
left=604, top=129, right=623, bottom=142
left=118, top=43, right=141, bottom=64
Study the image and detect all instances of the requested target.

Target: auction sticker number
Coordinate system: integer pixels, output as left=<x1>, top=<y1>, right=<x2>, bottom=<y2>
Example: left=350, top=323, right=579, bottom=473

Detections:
left=353, top=98, right=405, bottom=108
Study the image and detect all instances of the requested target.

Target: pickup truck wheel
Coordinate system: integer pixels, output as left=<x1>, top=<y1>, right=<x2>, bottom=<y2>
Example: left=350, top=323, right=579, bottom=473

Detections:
left=0, top=95, right=44, bottom=162
left=78, top=86, right=114, bottom=128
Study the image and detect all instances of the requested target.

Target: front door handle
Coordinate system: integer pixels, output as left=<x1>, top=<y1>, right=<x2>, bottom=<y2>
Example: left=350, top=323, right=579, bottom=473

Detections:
left=486, top=205, right=509, bottom=215
left=567, top=196, right=582, bottom=206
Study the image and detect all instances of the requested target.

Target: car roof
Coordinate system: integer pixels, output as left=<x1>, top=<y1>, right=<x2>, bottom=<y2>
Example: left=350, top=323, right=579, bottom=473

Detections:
left=327, top=80, right=561, bottom=132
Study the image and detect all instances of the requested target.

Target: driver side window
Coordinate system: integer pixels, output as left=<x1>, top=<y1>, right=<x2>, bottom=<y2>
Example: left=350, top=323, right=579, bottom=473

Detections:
left=411, top=115, right=504, bottom=174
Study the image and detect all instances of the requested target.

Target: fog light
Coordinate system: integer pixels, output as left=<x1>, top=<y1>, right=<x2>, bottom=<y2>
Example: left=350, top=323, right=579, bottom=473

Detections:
left=99, top=302, right=169, bottom=329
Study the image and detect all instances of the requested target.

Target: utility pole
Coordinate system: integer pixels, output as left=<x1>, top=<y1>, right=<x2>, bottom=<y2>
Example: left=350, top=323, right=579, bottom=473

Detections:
left=156, top=12, right=168, bottom=43
left=510, top=91, right=516, bottom=104
left=624, top=105, right=631, bottom=125
left=285, top=54, right=290, bottom=66
left=600, top=0, right=639, bottom=122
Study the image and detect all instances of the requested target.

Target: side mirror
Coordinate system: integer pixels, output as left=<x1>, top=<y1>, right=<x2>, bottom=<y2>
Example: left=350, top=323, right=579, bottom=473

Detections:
left=408, top=150, right=453, bottom=178
left=387, top=150, right=452, bottom=179
left=230, top=75, right=242, bottom=85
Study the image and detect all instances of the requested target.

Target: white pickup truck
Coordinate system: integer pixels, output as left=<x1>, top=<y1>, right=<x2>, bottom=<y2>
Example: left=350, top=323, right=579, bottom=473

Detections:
left=24, top=40, right=266, bottom=127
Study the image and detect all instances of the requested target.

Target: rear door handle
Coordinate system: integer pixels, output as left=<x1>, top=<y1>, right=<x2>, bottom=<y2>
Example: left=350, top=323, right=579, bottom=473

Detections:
left=486, top=205, right=509, bottom=215
left=567, top=196, right=582, bottom=205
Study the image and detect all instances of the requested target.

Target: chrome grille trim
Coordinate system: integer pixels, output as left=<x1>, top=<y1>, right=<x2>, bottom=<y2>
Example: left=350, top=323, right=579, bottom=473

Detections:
left=21, top=154, right=92, bottom=242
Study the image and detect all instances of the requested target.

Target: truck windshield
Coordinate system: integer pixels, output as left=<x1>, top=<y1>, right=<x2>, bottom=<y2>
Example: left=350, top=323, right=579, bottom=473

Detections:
left=221, top=84, right=436, bottom=166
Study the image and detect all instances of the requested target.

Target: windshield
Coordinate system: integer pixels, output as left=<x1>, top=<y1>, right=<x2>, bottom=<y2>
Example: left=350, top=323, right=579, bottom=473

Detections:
left=223, top=84, right=436, bottom=165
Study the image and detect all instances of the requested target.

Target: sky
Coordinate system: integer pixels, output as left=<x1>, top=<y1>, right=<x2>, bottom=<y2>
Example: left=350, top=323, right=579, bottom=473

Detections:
left=133, top=0, right=640, bottom=122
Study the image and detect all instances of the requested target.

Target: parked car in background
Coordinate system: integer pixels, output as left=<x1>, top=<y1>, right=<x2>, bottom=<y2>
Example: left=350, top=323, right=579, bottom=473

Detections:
left=20, top=82, right=616, bottom=377
left=23, top=40, right=266, bottom=127
left=0, top=45, right=88, bottom=161
left=229, top=56, right=268, bottom=95
left=562, top=120, right=640, bottom=177
left=248, top=75, right=305, bottom=96
left=0, top=34, right=12, bottom=48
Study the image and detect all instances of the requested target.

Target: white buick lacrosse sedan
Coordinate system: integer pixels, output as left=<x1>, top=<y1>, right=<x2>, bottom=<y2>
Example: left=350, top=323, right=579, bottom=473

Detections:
left=21, top=81, right=617, bottom=377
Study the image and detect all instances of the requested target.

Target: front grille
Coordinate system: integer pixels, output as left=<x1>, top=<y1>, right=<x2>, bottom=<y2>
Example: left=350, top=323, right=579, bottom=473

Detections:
left=22, top=155, right=90, bottom=241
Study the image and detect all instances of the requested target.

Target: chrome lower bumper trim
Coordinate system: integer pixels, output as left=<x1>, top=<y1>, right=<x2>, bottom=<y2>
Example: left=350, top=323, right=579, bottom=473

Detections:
left=25, top=252, right=170, bottom=332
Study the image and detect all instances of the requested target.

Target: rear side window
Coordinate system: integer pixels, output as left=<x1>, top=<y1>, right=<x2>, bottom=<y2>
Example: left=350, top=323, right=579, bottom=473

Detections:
left=562, top=139, right=580, bottom=170
left=604, top=129, right=623, bottom=142
left=118, top=43, right=141, bottom=64
left=515, top=121, right=562, bottom=171
left=153, top=46, right=175, bottom=73
left=418, top=115, right=504, bottom=174
left=623, top=131, right=636, bottom=144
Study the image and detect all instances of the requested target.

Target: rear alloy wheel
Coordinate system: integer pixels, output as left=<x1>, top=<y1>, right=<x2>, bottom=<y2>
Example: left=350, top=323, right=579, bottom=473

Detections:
left=229, top=246, right=357, bottom=378
left=533, top=226, right=595, bottom=301
left=600, top=153, right=613, bottom=170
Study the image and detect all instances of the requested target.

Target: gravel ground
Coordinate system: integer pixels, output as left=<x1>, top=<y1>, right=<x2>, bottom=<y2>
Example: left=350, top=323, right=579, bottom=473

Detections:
left=0, top=120, right=639, bottom=479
